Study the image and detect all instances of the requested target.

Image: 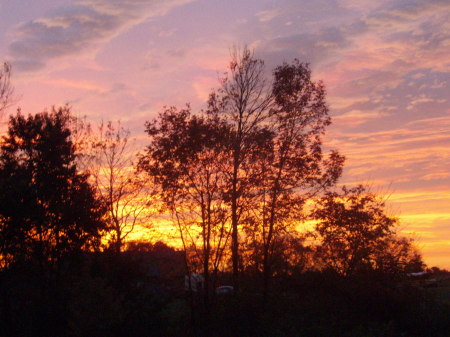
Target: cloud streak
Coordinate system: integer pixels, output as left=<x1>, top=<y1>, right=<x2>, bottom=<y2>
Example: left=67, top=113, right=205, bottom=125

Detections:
left=9, top=0, right=193, bottom=72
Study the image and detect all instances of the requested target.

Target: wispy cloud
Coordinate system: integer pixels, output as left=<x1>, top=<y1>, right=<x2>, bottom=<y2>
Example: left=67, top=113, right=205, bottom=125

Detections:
left=9, top=0, right=193, bottom=72
left=255, top=8, right=281, bottom=22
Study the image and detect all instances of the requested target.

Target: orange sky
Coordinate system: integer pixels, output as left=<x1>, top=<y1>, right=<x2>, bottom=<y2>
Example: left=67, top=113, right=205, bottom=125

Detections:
left=1, top=0, right=449, bottom=268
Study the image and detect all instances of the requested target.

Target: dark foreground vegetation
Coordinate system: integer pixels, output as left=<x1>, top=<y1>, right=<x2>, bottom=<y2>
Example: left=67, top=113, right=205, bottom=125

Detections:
left=0, top=51, right=448, bottom=336
left=0, top=245, right=449, bottom=337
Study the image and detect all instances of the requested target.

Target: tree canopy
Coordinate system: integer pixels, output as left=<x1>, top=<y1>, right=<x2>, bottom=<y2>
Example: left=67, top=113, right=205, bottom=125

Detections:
left=313, top=185, right=423, bottom=276
left=0, top=107, right=106, bottom=268
left=140, top=50, right=346, bottom=298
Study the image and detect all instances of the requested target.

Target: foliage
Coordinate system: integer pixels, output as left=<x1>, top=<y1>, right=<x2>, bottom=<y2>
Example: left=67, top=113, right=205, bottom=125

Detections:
left=241, top=60, right=344, bottom=296
left=0, top=107, right=106, bottom=268
left=312, top=185, right=424, bottom=276
left=200, top=48, right=345, bottom=294
left=139, top=107, right=232, bottom=305
left=206, top=47, right=275, bottom=289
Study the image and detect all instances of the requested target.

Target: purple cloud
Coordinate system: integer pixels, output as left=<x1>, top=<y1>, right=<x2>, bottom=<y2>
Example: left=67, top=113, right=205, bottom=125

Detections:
left=9, top=0, right=193, bottom=72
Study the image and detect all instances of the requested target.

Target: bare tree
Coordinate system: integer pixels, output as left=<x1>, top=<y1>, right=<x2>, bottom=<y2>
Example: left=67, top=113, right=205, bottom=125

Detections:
left=0, top=62, right=13, bottom=120
left=89, top=121, right=153, bottom=253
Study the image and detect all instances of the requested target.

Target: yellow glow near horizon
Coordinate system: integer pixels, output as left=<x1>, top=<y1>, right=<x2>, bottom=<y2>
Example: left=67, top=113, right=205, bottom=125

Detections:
left=123, top=193, right=450, bottom=269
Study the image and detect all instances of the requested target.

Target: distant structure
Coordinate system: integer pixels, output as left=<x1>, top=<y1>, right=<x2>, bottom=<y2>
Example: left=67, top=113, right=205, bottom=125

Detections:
left=407, top=271, right=427, bottom=277
left=185, top=273, right=204, bottom=292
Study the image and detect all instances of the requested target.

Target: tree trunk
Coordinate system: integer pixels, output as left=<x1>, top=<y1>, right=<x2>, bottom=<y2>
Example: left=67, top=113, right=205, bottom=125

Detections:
left=262, top=248, right=270, bottom=305
left=231, top=148, right=240, bottom=291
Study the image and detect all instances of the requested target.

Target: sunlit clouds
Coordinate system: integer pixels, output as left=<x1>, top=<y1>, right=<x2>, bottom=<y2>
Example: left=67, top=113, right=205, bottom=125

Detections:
left=0, top=0, right=449, bottom=267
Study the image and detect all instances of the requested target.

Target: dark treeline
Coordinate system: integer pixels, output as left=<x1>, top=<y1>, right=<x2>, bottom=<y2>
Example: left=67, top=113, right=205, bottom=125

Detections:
left=0, top=52, right=449, bottom=337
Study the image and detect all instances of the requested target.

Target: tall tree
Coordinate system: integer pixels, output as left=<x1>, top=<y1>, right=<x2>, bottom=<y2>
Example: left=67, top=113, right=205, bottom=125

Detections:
left=139, top=106, right=231, bottom=308
left=208, top=49, right=343, bottom=292
left=207, top=47, right=274, bottom=289
left=88, top=121, right=153, bottom=253
left=0, top=107, right=106, bottom=268
left=247, top=61, right=344, bottom=299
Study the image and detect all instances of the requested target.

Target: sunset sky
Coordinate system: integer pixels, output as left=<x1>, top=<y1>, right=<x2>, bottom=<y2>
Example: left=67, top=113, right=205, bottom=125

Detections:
left=0, top=0, right=449, bottom=268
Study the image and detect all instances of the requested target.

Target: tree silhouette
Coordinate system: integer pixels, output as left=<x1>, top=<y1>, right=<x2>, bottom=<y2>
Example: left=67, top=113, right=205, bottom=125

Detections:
left=0, top=62, right=13, bottom=120
left=0, top=107, right=106, bottom=268
left=207, top=50, right=344, bottom=293
left=88, top=121, right=153, bottom=253
left=245, top=61, right=344, bottom=299
left=312, top=185, right=424, bottom=276
left=207, top=47, right=274, bottom=289
left=139, top=106, right=231, bottom=308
